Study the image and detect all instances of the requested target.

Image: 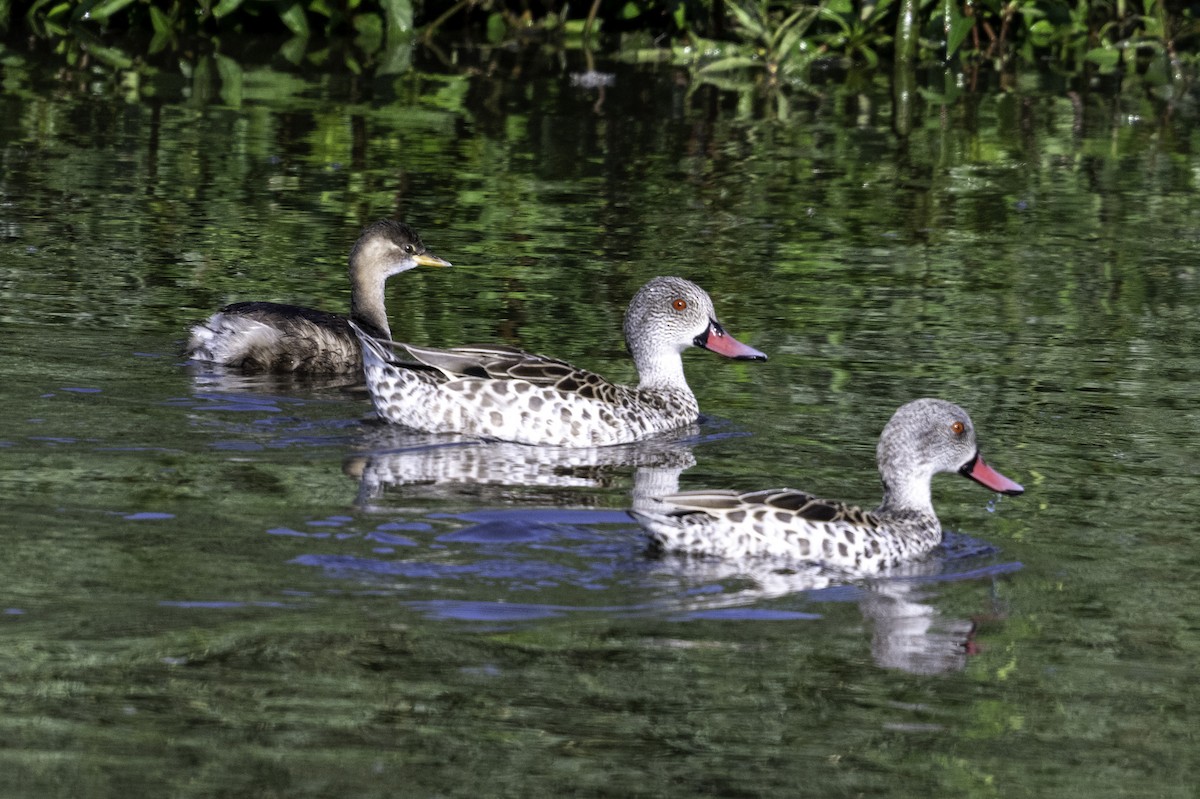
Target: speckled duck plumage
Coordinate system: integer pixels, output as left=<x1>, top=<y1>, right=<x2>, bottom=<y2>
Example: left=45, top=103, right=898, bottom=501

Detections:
left=354, top=276, right=767, bottom=447
left=186, top=220, right=449, bottom=373
left=634, top=398, right=1024, bottom=571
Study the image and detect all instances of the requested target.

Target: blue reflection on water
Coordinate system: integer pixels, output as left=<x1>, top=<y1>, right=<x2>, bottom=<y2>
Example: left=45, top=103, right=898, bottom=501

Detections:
left=213, top=440, right=264, bottom=451
left=406, top=601, right=569, bottom=622
left=291, top=551, right=612, bottom=591
left=438, top=520, right=596, bottom=545
left=377, top=521, right=433, bottom=532
left=674, top=608, right=823, bottom=621
left=367, top=531, right=420, bottom=546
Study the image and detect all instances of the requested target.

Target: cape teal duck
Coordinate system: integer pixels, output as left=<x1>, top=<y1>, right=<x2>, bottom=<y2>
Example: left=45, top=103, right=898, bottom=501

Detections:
left=635, top=398, right=1024, bottom=571
left=355, top=276, right=767, bottom=446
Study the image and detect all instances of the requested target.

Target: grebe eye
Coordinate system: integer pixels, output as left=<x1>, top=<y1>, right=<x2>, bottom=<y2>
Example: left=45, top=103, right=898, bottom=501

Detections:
left=672, top=298, right=688, bottom=311
left=405, top=244, right=416, bottom=254
left=951, top=421, right=965, bottom=435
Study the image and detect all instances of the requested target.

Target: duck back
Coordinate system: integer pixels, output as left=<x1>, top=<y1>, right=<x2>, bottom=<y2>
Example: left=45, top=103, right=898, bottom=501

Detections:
left=189, top=301, right=381, bottom=373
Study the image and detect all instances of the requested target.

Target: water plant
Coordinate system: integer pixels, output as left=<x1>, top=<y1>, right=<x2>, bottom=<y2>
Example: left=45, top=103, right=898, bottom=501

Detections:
left=1, top=0, right=1198, bottom=85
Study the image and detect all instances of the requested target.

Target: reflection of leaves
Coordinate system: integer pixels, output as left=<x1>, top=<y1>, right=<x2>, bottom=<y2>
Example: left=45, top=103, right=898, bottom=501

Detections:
left=354, top=13, right=385, bottom=54
left=916, top=67, right=962, bottom=105
left=279, top=35, right=307, bottom=65
left=215, top=53, right=243, bottom=106
left=377, top=36, right=413, bottom=75
left=240, top=68, right=312, bottom=103
left=212, top=0, right=245, bottom=19
left=421, top=75, right=470, bottom=113
left=148, top=6, right=177, bottom=54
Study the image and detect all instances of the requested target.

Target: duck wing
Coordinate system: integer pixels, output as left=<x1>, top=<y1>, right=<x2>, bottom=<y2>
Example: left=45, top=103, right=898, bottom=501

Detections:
left=220, top=302, right=351, bottom=332
left=387, top=342, right=623, bottom=400
left=658, top=488, right=880, bottom=528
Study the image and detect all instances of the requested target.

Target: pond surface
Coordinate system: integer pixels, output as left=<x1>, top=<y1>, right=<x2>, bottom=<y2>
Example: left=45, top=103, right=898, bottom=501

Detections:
left=1, top=41, right=1198, bottom=796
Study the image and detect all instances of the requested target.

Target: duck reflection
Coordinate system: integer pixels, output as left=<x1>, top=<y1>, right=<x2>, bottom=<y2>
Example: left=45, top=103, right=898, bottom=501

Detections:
left=343, top=422, right=702, bottom=509
left=335, top=422, right=1015, bottom=676
left=643, top=543, right=1019, bottom=675
left=185, top=365, right=371, bottom=395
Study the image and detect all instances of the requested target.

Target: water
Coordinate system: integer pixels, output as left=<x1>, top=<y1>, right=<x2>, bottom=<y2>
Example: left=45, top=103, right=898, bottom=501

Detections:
left=2, top=43, right=1199, bottom=796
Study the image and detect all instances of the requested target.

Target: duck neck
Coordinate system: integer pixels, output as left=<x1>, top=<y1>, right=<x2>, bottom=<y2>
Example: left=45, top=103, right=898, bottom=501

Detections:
left=875, top=457, right=936, bottom=518
left=630, top=339, right=692, bottom=398
left=349, top=270, right=391, bottom=339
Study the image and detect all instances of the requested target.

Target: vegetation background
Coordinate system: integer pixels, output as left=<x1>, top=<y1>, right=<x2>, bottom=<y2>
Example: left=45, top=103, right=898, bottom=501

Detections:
left=4, top=0, right=1198, bottom=86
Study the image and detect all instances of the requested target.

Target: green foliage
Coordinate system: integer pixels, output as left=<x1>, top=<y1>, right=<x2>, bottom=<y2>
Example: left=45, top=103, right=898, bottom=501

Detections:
left=617, top=0, right=1200, bottom=110
left=8, top=0, right=419, bottom=45
left=2, top=0, right=1200, bottom=92
left=813, top=0, right=895, bottom=66
left=4, top=0, right=423, bottom=78
left=715, top=0, right=820, bottom=74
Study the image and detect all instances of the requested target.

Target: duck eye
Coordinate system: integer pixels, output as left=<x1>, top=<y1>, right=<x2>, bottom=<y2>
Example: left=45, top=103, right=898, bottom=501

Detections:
left=951, top=421, right=965, bottom=435
left=672, top=298, right=688, bottom=311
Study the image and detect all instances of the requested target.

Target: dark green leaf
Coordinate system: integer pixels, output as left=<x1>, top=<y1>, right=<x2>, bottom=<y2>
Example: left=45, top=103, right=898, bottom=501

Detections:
left=85, top=0, right=137, bottom=24
left=1028, top=19, right=1055, bottom=47
left=148, top=5, right=172, bottom=35
left=727, top=2, right=764, bottom=39
left=81, top=39, right=133, bottom=67
left=945, top=0, right=972, bottom=56
left=486, top=12, right=505, bottom=43
left=1084, top=46, right=1120, bottom=72
left=815, top=6, right=852, bottom=35
left=353, top=11, right=383, bottom=53
left=277, top=2, right=310, bottom=38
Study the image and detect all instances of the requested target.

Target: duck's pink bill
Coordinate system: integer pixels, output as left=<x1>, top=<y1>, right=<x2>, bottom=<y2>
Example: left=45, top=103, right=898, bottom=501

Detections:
left=698, top=322, right=768, bottom=361
left=962, top=453, right=1024, bottom=496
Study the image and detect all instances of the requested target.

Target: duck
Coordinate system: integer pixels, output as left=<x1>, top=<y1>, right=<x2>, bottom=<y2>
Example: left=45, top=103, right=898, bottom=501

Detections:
left=353, top=276, right=768, bottom=446
left=186, top=220, right=449, bottom=373
left=634, top=398, right=1024, bottom=571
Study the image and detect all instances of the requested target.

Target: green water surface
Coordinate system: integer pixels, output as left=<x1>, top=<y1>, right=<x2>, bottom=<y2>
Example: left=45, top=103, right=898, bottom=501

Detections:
left=0, top=43, right=1197, bottom=797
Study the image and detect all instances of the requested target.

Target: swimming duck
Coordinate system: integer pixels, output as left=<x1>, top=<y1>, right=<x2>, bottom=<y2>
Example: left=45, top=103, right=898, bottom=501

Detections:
left=635, top=398, right=1024, bottom=571
left=187, top=220, right=449, bottom=373
left=354, top=276, right=768, bottom=446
